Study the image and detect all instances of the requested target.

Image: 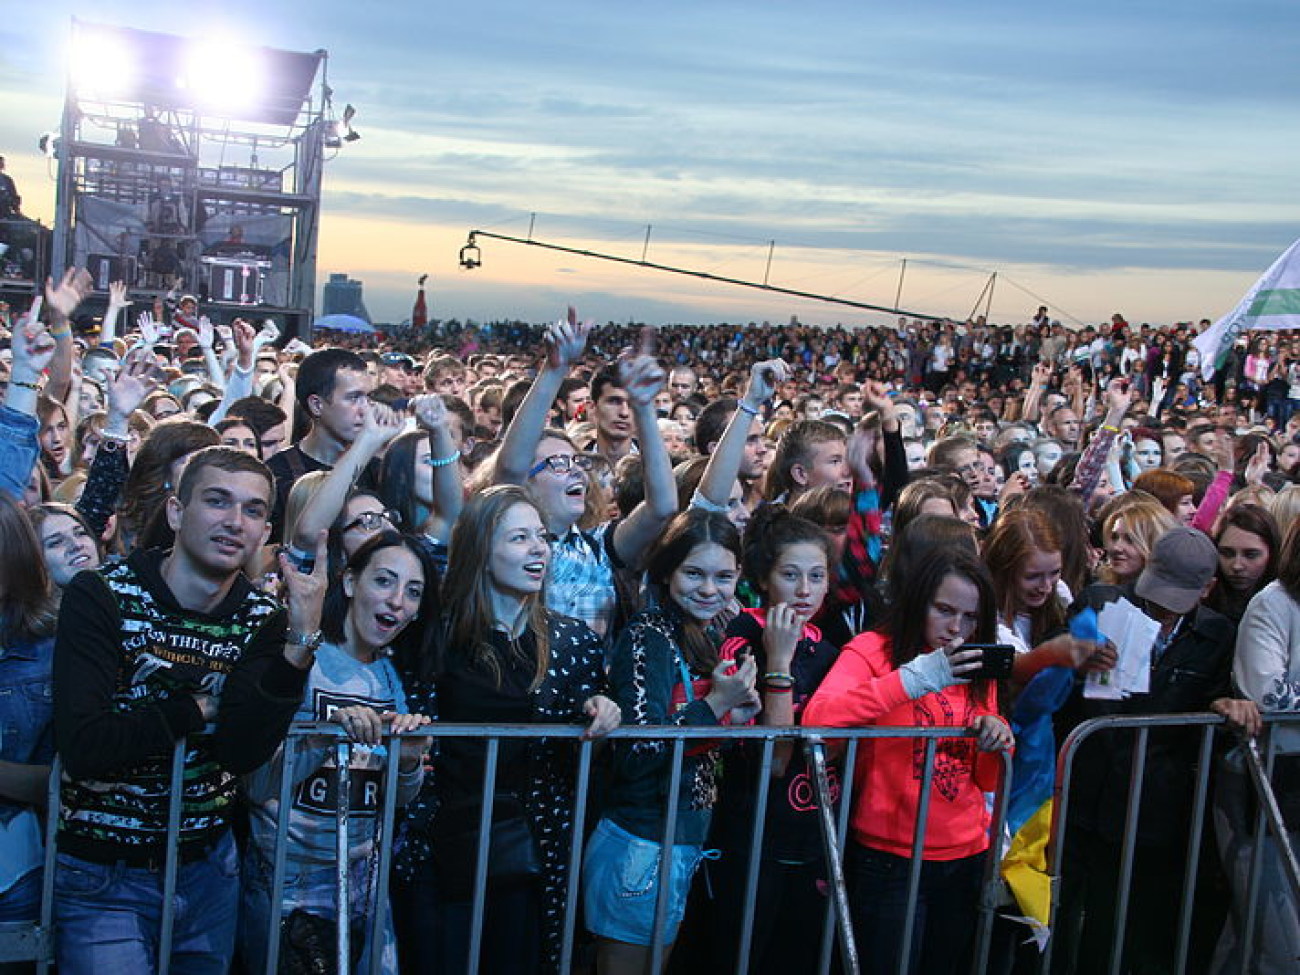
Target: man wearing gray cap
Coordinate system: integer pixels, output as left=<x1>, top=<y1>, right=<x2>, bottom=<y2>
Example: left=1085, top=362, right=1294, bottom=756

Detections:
left=1053, top=526, right=1241, bottom=975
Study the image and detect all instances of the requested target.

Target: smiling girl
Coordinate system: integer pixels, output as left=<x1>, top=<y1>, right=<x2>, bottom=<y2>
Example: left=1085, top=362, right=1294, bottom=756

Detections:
left=242, top=531, right=436, bottom=975
left=585, top=509, right=758, bottom=973
left=707, top=505, right=841, bottom=973
left=395, top=486, right=617, bottom=975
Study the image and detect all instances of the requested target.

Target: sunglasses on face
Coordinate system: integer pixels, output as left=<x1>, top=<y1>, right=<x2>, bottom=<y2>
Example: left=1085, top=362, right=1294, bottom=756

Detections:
left=342, top=509, right=401, bottom=533
left=527, top=453, right=595, bottom=478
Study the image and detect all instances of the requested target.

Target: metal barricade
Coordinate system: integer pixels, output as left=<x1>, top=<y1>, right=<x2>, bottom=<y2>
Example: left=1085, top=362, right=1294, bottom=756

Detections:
left=1040, top=711, right=1300, bottom=975
left=24, top=721, right=1015, bottom=975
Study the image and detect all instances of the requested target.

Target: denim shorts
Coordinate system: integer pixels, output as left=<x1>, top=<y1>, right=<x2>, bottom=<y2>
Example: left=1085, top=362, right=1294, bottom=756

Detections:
left=582, top=817, right=704, bottom=946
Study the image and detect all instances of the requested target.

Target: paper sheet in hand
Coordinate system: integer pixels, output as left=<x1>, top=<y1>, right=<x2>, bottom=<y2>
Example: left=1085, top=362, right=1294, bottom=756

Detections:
left=1083, top=598, right=1160, bottom=699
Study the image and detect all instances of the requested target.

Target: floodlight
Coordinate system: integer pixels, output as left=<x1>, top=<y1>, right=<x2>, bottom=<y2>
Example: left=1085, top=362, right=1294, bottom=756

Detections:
left=70, top=27, right=138, bottom=98
left=178, top=38, right=265, bottom=114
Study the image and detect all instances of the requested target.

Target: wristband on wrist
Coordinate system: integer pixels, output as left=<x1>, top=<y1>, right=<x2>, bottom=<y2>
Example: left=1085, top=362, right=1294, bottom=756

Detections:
left=424, top=452, right=460, bottom=469
left=737, top=400, right=761, bottom=417
left=1101, top=423, right=1120, bottom=433
left=9, top=379, right=40, bottom=391
left=762, top=684, right=793, bottom=694
left=763, top=671, right=794, bottom=683
left=286, top=627, right=323, bottom=652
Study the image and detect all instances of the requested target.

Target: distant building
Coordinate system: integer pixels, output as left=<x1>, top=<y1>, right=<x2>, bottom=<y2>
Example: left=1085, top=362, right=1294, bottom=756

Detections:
left=321, top=272, right=371, bottom=322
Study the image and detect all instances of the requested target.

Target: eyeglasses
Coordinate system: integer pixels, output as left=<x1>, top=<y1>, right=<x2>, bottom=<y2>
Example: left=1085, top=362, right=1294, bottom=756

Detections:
left=527, top=453, right=595, bottom=478
left=342, top=509, right=401, bottom=533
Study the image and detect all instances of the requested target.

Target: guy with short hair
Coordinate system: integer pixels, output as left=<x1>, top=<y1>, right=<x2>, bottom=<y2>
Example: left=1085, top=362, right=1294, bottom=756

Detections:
left=52, top=446, right=326, bottom=974
left=265, top=347, right=373, bottom=536
left=588, top=364, right=638, bottom=464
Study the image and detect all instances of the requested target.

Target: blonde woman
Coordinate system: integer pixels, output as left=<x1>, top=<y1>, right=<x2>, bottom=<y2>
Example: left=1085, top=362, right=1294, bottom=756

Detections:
left=1097, top=493, right=1178, bottom=585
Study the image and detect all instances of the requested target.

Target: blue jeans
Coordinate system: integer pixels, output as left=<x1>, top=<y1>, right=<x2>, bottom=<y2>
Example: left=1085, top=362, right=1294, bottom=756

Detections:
left=53, top=832, right=239, bottom=975
left=846, top=843, right=985, bottom=975
left=239, top=847, right=396, bottom=975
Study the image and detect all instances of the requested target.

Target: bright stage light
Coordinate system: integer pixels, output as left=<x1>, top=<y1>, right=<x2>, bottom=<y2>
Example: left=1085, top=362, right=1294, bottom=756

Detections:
left=70, top=27, right=138, bottom=98
left=178, top=38, right=265, bottom=114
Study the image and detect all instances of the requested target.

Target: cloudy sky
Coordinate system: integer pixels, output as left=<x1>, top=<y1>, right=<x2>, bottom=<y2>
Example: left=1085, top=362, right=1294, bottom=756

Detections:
left=2, top=1, right=1298, bottom=328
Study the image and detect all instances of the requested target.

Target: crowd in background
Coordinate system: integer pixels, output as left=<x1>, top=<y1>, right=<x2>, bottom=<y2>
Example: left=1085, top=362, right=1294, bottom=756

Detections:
left=1, top=271, right=1298, bottom=975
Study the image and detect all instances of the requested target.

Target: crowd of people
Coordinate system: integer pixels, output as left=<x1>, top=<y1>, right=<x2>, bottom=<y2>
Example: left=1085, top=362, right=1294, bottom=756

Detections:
left=0, top=270, right=1298, bottom=975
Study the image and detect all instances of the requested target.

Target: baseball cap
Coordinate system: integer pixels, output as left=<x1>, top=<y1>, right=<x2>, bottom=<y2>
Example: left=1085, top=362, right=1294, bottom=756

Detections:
left=1135, top=527, right=1218, bottom=614
left=381, top=352, right=417, bottom=370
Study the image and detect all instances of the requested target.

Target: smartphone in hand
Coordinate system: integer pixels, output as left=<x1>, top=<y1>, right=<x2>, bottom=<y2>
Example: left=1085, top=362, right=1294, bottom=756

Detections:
left=962, top=644, right=1015, bottom=680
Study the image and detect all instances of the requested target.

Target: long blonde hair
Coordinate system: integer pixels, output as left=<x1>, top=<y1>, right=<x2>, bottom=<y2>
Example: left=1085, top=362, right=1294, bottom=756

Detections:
left=440, top=485, right=551, bottom=690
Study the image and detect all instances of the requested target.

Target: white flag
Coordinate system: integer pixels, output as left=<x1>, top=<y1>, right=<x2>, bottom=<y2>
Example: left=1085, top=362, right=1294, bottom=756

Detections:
left=1195, top=237, right=1300, bottom=379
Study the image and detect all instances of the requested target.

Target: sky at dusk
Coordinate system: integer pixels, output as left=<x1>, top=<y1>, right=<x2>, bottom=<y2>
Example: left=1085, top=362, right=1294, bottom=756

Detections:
left=2, top=1, right=1298, bottom=329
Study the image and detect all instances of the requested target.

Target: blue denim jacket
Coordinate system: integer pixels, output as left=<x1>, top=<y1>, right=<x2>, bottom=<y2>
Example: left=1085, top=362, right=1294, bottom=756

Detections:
left=0, top=405, right=39, bottom=502
left=0, top=635, right=54, bottom=824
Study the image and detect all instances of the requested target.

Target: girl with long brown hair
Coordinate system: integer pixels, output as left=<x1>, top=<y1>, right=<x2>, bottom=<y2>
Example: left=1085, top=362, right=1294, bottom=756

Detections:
left=392, top=485, right=618, bottom=975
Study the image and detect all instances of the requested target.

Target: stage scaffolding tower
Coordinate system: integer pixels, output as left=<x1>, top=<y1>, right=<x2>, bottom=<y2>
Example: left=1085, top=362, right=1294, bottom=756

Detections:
left=48, top=20, right=331, bottom=336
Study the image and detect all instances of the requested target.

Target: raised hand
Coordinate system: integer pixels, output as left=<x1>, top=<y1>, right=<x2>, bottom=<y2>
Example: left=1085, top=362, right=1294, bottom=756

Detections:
left=107, top=350, right=162, bottom=419
left=618, top=353, right=666, bottom=410
left=196, top=316, right=215, bottom=349
left=231, top=319, right=257, bottom=369
left=412, top=393, right=449, bottom=431
left=744, top=358, right=789, bottom=409
left=107, top=280, right=129, bottom=310
left=136, top=310, right=161, bottom=346
left=1104, top=377, right=1133, bottom=415
left=255, top=320, right=280, bottom=350
left=44, top=267, right=93, bottom=321
left=1244, top=441, right=1272, bottom=485
left=545, top=307, right=593, bottom=371
left=279, top=529, right=328, bottom=666
left=11, top=298, right=54, bottom=380
left=359, top=399, right=406, bottom=448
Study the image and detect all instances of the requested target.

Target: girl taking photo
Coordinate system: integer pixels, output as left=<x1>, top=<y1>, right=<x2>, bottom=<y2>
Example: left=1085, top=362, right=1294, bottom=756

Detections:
left=804, top=549, right=1013, bottom=975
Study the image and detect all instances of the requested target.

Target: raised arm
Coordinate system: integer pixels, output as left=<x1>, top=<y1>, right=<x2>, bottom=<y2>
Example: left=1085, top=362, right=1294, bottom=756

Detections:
left=289, top=401, right=404, bottom=552
left=1021, top=361, right=1052, bottom=426
left=610, top=351, right=678, bottom=569
left=1, top=300, right=53, bottom=500
left=494, top=308, right=591, bottom=485
left=42, top=268, right=93, bottom=404
left=862, top=379, right=909, bottom=507
left=77, top=351, right=159, bottom=536
left=208, top=319, right=257, bottom=424
left=98, top=281, right=129, bottom=348
left=413, top=394, right=464, bottom=541
left=1074, top=379, right=1131, bottom=506
left=693, top=359, right=785, bottom=510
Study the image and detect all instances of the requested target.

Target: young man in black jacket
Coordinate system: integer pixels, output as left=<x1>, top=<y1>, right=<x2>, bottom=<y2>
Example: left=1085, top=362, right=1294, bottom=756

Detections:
left=52, top=446, right=327, bottom=975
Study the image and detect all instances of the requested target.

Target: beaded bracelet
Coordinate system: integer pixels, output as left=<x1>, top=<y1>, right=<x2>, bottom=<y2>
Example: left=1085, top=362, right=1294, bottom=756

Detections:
left=425, top=452, right=461, bottom=469
left=764, top=671, right=794, bottom=683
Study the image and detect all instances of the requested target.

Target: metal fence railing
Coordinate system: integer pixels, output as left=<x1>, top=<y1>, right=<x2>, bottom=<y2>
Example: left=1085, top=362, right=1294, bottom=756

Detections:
left=5, top=713, right=1294, bottom=974
left=1041, top=711, right=1300, bottom=975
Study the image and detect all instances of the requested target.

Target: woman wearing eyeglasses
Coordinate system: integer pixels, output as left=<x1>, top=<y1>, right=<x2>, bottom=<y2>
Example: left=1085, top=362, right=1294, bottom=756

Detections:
left=493, top=312, right=679, bottom=638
